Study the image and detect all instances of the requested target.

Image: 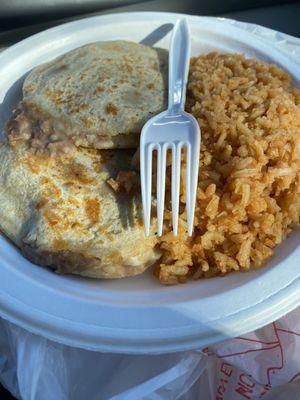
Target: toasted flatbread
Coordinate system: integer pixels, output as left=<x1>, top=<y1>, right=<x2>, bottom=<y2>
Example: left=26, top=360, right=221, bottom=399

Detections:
left=0, top=141, right=160, bottom=278
left=6, top=41, right=168, bottom=153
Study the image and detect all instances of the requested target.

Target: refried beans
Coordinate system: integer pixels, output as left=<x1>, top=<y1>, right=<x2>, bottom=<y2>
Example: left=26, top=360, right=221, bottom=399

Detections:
left=6, top=102, right=75, bottom=155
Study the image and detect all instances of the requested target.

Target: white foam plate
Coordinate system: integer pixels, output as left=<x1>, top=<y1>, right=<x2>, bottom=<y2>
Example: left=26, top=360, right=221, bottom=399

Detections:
left=0, top=12, right=299, bottom=354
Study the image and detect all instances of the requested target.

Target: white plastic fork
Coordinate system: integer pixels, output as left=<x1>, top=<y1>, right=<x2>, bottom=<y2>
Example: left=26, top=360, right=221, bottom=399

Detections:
left=140, top=19, right=201, bottom=237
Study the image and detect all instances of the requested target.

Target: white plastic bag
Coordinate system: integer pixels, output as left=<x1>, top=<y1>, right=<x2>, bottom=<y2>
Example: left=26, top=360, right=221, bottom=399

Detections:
left=1, top=308, right=300, bottom=399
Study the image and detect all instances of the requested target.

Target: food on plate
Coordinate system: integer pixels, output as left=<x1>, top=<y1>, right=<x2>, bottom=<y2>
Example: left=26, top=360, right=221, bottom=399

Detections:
left=6, top=41, right=168, bottom=154
left=0, top=45, right=299, bottom=283
left=0, top=142, right=160, bottom=278
left=157, top=53, right=300, bottom=284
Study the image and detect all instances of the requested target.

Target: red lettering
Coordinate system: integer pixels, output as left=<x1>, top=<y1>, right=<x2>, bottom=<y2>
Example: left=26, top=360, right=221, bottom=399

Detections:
left=217, top=382, right=226, bottom=395
left=220, top=362, right=233, bottom=377
left=235, top=383, right=254, bottom=399
left=215, top=363, right=232, bottom=400
left=240, top=373, right=255, bottom=388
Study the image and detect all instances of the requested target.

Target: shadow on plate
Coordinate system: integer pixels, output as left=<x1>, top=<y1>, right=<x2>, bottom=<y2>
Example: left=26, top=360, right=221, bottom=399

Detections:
left=140, top=23, right=173, bottom=47
left=0, top=71, right=30, bottom=140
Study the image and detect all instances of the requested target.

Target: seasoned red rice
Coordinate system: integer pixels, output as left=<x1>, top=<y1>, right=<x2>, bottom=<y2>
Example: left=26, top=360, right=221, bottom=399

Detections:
left=157, top=52, right=300, bottom=284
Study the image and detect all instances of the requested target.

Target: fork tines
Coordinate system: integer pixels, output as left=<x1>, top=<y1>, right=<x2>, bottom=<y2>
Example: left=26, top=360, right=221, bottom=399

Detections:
left=140, top=138, right=199, bottom=237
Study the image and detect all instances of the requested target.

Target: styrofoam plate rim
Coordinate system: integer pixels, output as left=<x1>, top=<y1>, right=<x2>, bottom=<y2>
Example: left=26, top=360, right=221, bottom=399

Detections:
left=0, top=11, right=299, bottom=354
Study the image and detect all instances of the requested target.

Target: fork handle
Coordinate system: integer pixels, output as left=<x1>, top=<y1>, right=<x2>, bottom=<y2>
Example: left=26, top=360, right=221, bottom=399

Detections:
left=168, top=19, right=191, bottom=115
